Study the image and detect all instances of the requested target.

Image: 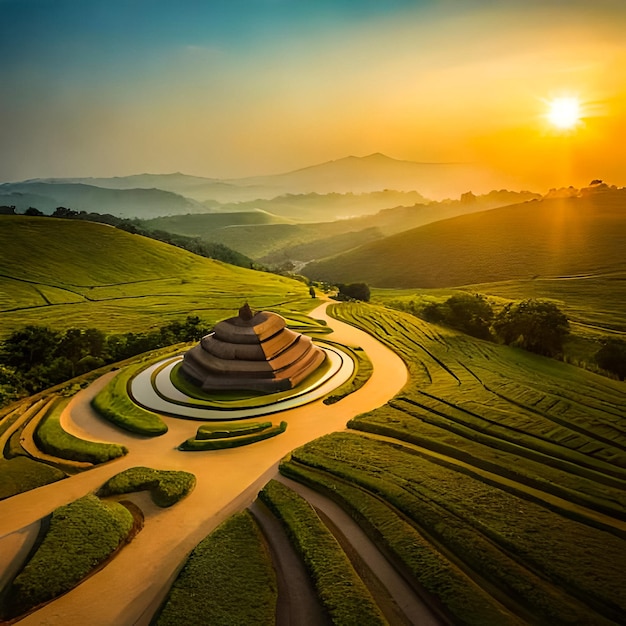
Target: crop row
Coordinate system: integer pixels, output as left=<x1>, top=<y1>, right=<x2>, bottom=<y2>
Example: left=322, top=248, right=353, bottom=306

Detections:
left=278, top=459, right=522, bottom=626
left=258, top=479, right=387, bottom=625
left=329, top=303, right=626, bottom=482
left=348, top=405, right=626, bottom=525
left=285, top=432, right=626, bottom=624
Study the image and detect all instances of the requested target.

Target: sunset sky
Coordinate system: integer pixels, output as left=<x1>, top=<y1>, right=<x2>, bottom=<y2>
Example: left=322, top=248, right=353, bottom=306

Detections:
left=2, top=0, right=626, bottom=192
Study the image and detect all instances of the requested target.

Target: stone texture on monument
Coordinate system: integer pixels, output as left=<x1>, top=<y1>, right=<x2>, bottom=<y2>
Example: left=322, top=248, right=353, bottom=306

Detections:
left=181, top=304, right=326, bottom=392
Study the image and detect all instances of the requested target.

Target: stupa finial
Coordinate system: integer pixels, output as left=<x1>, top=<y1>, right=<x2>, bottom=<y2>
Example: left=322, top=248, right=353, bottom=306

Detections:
left=239, top=302, right=254, bottom=321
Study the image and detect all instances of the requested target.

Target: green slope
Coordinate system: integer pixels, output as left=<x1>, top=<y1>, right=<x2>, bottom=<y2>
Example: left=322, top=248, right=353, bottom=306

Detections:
left=303, top=190, right=626, bottom=288
left=0, top=215, right=310, bottom=338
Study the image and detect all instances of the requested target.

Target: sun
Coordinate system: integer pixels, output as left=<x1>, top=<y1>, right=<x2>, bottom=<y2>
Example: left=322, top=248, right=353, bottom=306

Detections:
left=547, top=97, right=581, bottom=129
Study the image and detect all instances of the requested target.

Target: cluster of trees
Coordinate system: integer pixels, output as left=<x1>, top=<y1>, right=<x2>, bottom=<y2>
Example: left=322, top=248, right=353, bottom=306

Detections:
left=336, top=283, right=371, bottom=302
left=21, top=207, right=255, bottom=269
left=401, top=294, right=571, bottom=357
left=395, top=292, right=626, bottom=379
left=595, top=339, right=626, bottom=381
left=0, top=316, right=210, bottom=406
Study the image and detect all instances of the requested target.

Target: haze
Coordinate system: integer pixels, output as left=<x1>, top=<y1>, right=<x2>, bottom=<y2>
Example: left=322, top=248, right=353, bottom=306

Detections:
left=2, top=0, right=626, bottom=193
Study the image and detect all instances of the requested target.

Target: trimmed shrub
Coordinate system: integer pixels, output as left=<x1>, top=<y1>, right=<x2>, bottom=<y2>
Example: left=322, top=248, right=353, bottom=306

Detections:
left=196, top=420, right=272, bottom=439
left=179, top=422, right=287, bottom=451
left=98, top=466, right=196, bottom=507
left=35, top=397, right=127, bottom=463
left=91, top=363, right=167, bottom=436
left=3, top=495, right=134, bottom=619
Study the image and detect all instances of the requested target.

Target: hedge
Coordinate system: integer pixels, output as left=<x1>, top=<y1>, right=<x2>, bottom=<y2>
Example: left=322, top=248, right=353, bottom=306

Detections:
left=98, top=466, right=196, bottom=507
left=3, top=495, right=134, bottom=619
left=35, top=397, right=128, bottom=463
left=179, top=422, right=287, bottom=451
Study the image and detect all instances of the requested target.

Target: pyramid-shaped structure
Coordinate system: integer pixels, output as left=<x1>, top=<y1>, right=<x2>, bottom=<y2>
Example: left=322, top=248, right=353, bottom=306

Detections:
left=181, top=304, right=326, bottom=392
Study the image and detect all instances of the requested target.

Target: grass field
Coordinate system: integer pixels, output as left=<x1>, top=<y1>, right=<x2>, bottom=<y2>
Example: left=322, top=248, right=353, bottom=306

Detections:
left=0, top=215, right=312, bottom=339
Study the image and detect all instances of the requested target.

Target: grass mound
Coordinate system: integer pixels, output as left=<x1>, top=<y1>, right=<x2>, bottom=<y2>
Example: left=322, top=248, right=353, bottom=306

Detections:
left=2, top=494, right=134, bottom=619
left=91, top=362, right=168, bottom=436
left=0, top=456, right=66, bottom=500
left=98, top=466, right=196, bottom=507
left=35, top=396, right=128, bottom=463
left=155, top=511, right=276, bottom=626
left=179, top=421, right=287, bottom=451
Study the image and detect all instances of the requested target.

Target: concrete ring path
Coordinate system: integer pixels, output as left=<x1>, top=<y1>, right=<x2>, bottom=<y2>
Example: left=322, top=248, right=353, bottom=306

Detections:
left=0, top=301, right=408, bottom=626
left=131, top=344, right=355, bottom=419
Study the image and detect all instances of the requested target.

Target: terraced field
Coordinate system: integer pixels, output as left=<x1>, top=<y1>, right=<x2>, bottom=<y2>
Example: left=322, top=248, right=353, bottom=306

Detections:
left=0, top=215, right=310, bottom=338
left=280, top=302, right=624, bottom=623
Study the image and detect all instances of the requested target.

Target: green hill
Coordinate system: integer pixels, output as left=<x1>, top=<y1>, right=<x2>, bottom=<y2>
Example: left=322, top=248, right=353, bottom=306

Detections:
left=0, top=182, right=204, bottom=218
left=303, top=189, right=626, bottom=288
left=140, top=191, right=539, bottom=264
left=0, top=216, right=310, bottom=338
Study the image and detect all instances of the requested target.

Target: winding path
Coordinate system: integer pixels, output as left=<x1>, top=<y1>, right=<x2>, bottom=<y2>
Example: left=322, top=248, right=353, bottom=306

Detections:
left=0, top=302, right=409, bottom=626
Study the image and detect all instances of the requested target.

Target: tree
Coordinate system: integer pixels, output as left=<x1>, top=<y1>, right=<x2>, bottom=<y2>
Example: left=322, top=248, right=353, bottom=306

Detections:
left=445, top=293, right=494, bottom=339
left=337, top=283, right=370, bottom=302
left=1, top=325, right=62, bottom=370
left=492, top=299, right=569, bottom=357
left=595, top=339, right=626, bottom=381
left=24, top=207, right=44, bottom=216
left=52, top=206, right=79, bottom=218
left=309, top=286, right=316, bottom=299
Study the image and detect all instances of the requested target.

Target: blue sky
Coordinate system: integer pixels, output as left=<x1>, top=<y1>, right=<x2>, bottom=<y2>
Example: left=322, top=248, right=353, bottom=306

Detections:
left=2, top=0, right=626, bottom=189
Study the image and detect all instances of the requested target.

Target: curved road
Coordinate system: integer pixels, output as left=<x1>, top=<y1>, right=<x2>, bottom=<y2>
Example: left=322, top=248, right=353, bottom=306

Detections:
left=0, top=302, right=408, bottom=626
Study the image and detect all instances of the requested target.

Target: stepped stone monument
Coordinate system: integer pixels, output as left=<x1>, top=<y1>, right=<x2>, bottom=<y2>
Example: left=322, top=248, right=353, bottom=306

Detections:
left=181, top=304, right=326, bottom=392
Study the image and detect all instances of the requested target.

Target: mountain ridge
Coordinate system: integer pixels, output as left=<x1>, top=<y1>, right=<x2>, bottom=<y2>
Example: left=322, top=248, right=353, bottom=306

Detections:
left=4, top=153, right=499, bottom=205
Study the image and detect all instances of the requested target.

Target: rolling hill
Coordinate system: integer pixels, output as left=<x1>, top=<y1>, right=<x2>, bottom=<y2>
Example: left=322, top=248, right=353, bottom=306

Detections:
left=0, top=215, right=310, bottom=338
left=140, top=190, right=540, bottom=264
left=303, top=188, right=626, bottom=288
left=0, top=182, right=204, bottom=218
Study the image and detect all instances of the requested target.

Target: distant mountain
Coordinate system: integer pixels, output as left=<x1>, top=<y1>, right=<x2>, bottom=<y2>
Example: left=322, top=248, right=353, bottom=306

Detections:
left=204, top=190, right=431, bottom=222
left=231, top=153, right=490, bottom=200
left=303, top=188, right=626, bottom=288
left=0, top=182, right=204, bottom=218
left=140, top=190, right=541, bottom=264
left=10, top=153, right=497, bottom=205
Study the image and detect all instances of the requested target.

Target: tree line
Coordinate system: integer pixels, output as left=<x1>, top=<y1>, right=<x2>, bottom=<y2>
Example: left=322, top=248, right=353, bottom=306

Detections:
left=0, top=316, right=210, bottom=407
